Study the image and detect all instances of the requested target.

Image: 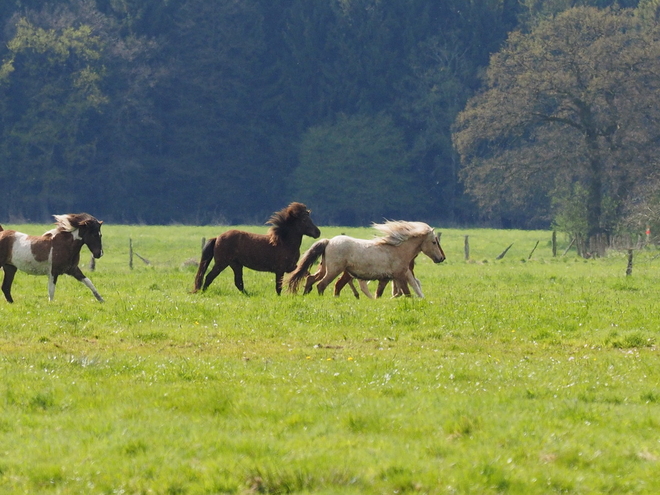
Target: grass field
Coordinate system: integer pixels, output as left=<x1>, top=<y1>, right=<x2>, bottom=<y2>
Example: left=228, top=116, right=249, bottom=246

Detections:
left=0, top=223, right=659, bottom=494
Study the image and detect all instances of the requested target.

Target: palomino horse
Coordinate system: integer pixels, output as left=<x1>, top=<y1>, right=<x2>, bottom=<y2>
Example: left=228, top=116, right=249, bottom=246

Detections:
left=288, top=221, right=445, bottom=297
left=0, top=213, right=104, bottom=302
left=193, top=202, right=321, bottom=295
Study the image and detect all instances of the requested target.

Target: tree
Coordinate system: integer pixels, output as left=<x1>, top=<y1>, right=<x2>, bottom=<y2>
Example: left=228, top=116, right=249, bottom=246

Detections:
left=453, top=7, right=660, bottom=236
left=0, top=13, right=107, bottom=219
left=292, top=113, right=420, bottom=225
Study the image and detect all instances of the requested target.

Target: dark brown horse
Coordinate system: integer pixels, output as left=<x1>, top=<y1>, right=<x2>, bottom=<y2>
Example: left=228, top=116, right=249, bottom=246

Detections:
left=193, top=202, right=320, bottom=295
left=0, top=213, right=104, bottom=303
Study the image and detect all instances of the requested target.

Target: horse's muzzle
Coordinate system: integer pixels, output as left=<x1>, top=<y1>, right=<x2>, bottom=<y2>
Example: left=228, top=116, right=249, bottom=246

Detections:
left=93, top=250, right=104, bottom=259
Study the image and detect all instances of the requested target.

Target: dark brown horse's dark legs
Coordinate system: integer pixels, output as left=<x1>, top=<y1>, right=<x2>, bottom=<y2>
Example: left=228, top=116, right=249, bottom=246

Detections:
left=1, top=264, right=16, bottom=303
left=202, top=263, right=226, bottom=290
left=229, top=263, right=245, bottom=293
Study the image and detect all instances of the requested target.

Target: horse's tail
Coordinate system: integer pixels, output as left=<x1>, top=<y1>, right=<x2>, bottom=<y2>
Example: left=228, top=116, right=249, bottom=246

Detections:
left=193, top=237, right=216, bottom=292
left=287, top=239, right=329, bottom=293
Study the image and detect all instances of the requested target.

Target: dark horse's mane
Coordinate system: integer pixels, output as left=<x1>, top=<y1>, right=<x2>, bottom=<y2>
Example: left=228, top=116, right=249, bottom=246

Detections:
left=266, top=202, right=308, bottom=245
left=53, top=213, right=100, bottom=233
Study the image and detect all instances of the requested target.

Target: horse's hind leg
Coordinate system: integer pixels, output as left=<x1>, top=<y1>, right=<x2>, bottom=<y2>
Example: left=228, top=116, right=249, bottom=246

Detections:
left=230, top=262, right=246, bottom=293
left=202, top=260, right=228, bottom=291
left=1, top=264, right=16, bottom=303
left=334, top=271, right=359, bottom=298
left=303, top=264, right=325, bottom=295
left=358, top=279, right=375, bottom=299
left=316, top=266, right=343, bottom=295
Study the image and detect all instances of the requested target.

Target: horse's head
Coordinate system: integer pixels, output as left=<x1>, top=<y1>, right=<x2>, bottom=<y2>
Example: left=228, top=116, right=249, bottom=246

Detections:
left=269, top=202, right=321, bottom=240
left=420, top=230, right=446, bottom=263
left=57, top=213, right=104, bottom=259
left=82, top=218, right=104, bottom=259
left=296, top=205, right=321, bottom=239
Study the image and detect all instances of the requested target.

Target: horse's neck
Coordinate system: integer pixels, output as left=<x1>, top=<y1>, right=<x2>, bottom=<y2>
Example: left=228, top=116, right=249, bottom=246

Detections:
left=53, top=231, right=85, bottom=255
left=401, top=237, right=424, bottom=260
left=277, top=231, right=304, bottom=249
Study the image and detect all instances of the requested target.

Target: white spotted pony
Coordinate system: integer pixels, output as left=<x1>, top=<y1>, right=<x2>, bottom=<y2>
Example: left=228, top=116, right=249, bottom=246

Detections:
left=0, top=213, right=104, bottom=302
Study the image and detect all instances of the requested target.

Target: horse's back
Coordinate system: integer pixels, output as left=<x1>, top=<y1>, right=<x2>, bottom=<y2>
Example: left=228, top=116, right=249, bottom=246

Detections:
left=325, top=236, right=396, bottom=278
left=215, top=229, right=292, bottom=272
left=0, top=231, right=52, bottom=275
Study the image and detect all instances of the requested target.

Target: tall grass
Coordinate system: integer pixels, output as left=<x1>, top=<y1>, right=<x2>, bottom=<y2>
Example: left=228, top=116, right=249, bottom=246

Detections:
left=0, top=223, right=659, bottom=493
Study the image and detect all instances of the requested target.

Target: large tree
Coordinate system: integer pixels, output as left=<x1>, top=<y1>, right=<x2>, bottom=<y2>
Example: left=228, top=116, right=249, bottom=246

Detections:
left=453, top=7, right=660, bottom=235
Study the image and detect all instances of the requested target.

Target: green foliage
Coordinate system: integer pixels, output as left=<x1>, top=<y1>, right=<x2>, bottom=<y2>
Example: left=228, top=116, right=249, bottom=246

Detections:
left=0, top=224, right=659, bottom=493
left=294, top=113, right=421, bottom=225
left=454, top=6, right=660, bottom=234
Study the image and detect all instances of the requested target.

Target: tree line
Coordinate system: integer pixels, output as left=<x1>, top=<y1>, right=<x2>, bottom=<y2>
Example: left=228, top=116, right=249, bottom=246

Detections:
left=0, top=0, right=654, bottom=236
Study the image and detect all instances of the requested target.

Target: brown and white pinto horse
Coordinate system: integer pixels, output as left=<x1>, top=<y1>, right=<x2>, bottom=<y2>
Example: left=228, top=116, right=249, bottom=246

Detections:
left=0, top=213, right=104, bottom=303
left=193, top=202, right=321, bottom=295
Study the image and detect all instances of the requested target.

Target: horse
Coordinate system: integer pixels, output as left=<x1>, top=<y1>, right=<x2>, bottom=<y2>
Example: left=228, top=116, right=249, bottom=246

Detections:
left=334, top=258, right=419, bottom=299
left=193, top=202, right=321, bottom=295
left=287, top=221, right=445, bottom=297
left=0, top=213, right=104, bottom=303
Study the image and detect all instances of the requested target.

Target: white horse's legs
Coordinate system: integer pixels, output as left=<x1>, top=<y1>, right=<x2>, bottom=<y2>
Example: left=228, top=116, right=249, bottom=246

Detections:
left=358, top=280, right=375, bottom=299
left=406, top=270, right=424, bottom=298
left=316, top=267, right=344, bottom=295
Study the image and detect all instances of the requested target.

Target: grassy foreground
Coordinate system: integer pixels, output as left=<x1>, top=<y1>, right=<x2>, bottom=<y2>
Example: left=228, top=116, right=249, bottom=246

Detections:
left=0, top=223, right=659, bottom=494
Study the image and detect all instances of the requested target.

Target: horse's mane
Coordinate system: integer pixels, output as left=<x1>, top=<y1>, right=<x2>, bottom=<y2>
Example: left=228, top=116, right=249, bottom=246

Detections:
left=266, top=202, right=308, bottom=245
left=53, top=213, right=98, bottom=232
left=372, top=221, right=433, bottom=246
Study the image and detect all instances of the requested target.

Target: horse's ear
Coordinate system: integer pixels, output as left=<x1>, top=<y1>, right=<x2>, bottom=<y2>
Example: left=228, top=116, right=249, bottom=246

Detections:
left=99, top=221, right=103, bottom=225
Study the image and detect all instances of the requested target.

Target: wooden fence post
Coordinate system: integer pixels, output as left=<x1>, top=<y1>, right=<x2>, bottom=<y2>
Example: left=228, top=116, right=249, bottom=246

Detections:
left=552, top=231, right=557, bottom=257
left=626, top=249, right=634, bottom=276
left=129, top=238, right=133, bottom=270
left=464, top=235, right=470, bottom=261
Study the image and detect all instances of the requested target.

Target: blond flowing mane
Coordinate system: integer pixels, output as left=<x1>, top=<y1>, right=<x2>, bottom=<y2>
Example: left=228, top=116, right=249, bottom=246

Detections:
left=372, top=221, right=433, bottom=246
left=52, top=213, right=97, bottom=233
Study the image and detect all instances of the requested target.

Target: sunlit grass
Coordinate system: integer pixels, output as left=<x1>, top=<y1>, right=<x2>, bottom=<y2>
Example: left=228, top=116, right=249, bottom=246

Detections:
left=0, top=223, right=659, bottom=493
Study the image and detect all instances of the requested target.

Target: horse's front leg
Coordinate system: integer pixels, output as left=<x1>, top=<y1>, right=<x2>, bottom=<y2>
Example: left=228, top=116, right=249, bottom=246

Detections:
left=1, top=264, right=17, bottom=303
left=406, top=270, right=423, bottom=298
left=392, top=273, right=411, bottom=297
left=67, top=267, right=104, bottom=302
left=375, top=279, right=389, bottom=298
left=275, top=272, right=284, bottom=295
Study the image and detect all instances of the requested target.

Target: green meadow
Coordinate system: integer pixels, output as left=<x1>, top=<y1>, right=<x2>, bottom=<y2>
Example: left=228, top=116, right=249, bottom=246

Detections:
left=1, top=223, right=659, bottom=494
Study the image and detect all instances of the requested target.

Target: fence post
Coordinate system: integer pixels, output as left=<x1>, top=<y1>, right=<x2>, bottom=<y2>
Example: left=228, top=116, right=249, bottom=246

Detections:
left=626, top=249, right=634, bottom=276
left=129, top=238, right=133, bottom=270
left=552, top=231, right=557, bottom=257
